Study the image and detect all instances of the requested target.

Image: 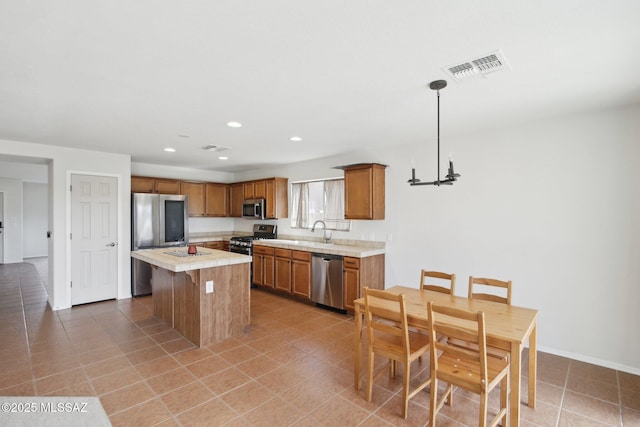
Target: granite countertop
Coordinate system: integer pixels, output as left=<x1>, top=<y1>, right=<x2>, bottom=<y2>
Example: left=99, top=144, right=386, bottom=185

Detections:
left=254, top=239, right=385, bottom=258
left=131, top=247, right=251, bottom=272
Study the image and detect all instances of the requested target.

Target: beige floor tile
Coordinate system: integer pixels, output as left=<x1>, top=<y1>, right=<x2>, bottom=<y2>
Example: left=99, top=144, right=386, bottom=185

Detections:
left=185, top=354, right=232, bottom=378
left=220, top=380, right=276, bottom=415
left=176, top=397, right=239, bottom=427
left=135, top=355, right=181, bottom=379
left=201, top=366, right=252, bottom=395
left=100, top=381, right=156, bottom=416
left=243, top=396, right=306, bottom=426
left=562, top=391, right=622, bottom=426
left=145, top=367, right=197, bottom=395
left=160, top=381, right=216, bottom=415
left=91, top=366, right=144, bottom=395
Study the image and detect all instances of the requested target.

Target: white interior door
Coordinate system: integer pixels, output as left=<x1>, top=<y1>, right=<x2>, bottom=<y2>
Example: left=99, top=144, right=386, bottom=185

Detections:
left=70, top=174, right=118, bottom=305
left=0, top=192, right=4, bottom=264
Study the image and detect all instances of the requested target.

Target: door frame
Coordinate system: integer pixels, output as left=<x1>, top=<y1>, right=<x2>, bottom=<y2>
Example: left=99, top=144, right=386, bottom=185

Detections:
left=65, top=171, right=124, bottom=308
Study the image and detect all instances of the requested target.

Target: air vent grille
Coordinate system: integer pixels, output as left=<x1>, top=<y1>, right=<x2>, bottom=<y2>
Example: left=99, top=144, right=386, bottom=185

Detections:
left=202, top=145, right=230, bottom=152
left=443, top=50, right=510, bottom=82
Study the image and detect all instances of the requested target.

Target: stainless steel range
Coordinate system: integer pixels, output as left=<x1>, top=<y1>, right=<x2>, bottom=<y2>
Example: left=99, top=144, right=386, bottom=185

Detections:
left=229, top=224, right=278, bottom=256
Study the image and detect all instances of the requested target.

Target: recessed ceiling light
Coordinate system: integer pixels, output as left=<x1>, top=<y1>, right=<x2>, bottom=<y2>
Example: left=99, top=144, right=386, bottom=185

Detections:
left=178, top=134, right=189, bottom=138
left=164, top=148, right=176, bottom=152
left=218, top=156, right=229, bottom=160
left=290, top=136, right=303, bottom=142
left=226, top=121, right=242, bottom=128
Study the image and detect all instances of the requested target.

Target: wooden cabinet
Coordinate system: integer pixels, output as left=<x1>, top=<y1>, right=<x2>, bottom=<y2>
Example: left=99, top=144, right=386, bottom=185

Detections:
left=343, top=163, right=386, bottom=220
left=229, top=183, right=244, bottom=217
left=343, top=254, right=385, bottom=311
left=181, top=181, right=206, bottom=216
left=242, top=177, right=288, bottom=219
left=291, top=250, right=312, bottom=299
left=274, top=248, right=292, bottom=292
left=131, top=176, right=181, bottom=194
left=201, top=241, right=224, bottom=250
left=253, top=246, right=275, bottom=288
left=205, top=183, right=229, bottom=217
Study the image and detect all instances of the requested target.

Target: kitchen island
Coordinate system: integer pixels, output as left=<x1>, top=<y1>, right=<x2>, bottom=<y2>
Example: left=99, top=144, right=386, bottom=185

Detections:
left=131, top=247, right=252, bottom=347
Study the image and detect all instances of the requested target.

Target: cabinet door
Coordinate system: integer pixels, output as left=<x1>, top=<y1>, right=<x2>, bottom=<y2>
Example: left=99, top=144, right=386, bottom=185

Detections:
left=229, top=183, right=244, bottom=217
left=343, top=267, right=360, bottom=312
left=263, top=254, right=275, bottom=288
left=253, top=180, right=266, bottom=199
left=344, top=164, right=385, bottom=219
left=155, top=179, right=181, bottom=195
left=181, top=182, right=206, bottom=216
left=131, top=176, right=155, bottom=193
left=205, top=183, right=229, bottom=217
left=275, top=255, right=292, bottom=292
left=243, top=182, right=254, bottom=200
left=252, top=255, right=264, bottom=286
left=291, top=251, right=311, bottom=299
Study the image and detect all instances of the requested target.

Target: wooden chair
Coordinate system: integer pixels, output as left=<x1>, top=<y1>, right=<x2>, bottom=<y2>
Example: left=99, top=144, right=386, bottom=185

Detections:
left=420, top=270, right=456, bottom=295
left=450, top=276, right=513, bottom=361
left=364, top=288, right=431, bottom=419
left=427, top=302, right=509, bottom=427
left=468, top=276, right=512, bottom=304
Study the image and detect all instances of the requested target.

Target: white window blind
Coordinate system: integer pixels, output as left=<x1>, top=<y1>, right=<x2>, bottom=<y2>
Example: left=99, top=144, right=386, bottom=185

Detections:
left=290, top=179, right=350, bottom=231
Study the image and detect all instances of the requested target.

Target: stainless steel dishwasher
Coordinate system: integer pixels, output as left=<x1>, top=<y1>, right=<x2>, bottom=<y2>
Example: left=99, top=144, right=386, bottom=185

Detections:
left=311, top=253, right=344, bottom=310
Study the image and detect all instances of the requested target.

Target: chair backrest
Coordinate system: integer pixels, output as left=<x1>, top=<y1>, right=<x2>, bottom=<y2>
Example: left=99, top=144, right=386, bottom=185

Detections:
left=468, top=276, right=512, bottom=305
left=427, top=302, right=488, bottom=386
left=364, top=288, right=409, bottom=356
left=420, top=270, right=456, bottom=295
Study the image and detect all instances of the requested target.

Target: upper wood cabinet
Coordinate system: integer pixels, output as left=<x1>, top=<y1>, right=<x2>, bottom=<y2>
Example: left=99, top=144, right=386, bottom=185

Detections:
left=229, top=183, right=244, bottom=217
left=131, top=176, right=288, bottom=218
left=132, top=176, right=181, bottom=194
left=205, top=183, right=229, bottom=217
left=181, top=181, right=206, bottom=216
left=241, top=177, right=288, bottom=219
left=343, top=163, right=386, bottom=220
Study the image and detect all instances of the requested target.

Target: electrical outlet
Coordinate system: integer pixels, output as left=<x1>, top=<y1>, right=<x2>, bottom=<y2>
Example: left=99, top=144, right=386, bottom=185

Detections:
left=206, top=280, right=214, bottom=293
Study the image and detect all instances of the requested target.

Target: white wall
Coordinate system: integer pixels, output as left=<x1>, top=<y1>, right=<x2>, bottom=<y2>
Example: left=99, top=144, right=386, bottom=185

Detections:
left=23, top=182, right=48, bottom=257
left=234, top=103, right=640, bottom=374
left=0, top=178, right=23, bottom=263
left=0, top=139, right=131, bottom=310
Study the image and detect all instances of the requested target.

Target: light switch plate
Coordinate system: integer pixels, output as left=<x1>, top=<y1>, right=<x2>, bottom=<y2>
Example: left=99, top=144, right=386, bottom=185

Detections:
left=206, top=280, right=214, bottom=293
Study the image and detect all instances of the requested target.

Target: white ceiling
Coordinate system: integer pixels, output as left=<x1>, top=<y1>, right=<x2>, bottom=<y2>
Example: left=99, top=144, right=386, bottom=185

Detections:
left=1, top=1, right=639, bottom=173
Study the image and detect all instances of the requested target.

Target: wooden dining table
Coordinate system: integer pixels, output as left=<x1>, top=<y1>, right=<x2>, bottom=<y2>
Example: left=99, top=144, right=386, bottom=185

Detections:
left=353, top=286, right=538, bottom=427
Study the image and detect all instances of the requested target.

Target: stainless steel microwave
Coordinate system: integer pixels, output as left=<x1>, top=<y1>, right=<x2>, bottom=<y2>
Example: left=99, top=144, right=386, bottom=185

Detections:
left=242, top=198, right=265, bottom=219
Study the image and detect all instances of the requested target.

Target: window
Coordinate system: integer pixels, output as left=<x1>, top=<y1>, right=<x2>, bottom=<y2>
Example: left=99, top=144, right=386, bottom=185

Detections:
left=290, top=179, right=350, bottom=231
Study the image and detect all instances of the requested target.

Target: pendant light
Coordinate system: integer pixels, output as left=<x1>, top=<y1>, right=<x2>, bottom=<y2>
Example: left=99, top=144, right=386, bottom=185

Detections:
left=408, top=80, right=460, bottom=186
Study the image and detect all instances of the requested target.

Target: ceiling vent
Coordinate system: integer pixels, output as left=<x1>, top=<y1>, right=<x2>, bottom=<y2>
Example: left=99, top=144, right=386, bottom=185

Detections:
left=443, top=50, right=511, bottom=82
left=202, top=145, right=230, bottom=152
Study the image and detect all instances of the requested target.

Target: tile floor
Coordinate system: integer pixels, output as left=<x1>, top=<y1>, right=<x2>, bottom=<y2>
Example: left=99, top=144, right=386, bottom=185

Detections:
left=1, top=259, right=639, bottom=426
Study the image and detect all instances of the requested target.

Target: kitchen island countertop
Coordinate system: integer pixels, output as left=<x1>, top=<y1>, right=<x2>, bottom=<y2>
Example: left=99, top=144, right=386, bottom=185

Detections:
left=131, top=247, right=251, bottom=272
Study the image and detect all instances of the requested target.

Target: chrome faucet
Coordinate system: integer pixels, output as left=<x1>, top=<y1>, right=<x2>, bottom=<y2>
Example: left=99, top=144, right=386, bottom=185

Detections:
left=311, top=220, right=331, bottom=243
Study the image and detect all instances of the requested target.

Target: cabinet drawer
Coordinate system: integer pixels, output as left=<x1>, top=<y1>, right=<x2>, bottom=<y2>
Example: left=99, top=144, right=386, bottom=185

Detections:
left=253, top=246, right=275, bottom=255
left=275, top=248, right=292, bottom=258
left=344, top=257, right=360, bottom=269
left=292, top=250, right=312, bottom=262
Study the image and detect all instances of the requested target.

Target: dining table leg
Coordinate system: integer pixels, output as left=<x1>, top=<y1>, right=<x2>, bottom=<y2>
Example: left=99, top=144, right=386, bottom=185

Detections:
left=510, top=343, right=522, bottom=427
left=354, top=304, right=362, bottom=390
left=528, top=322, right=537, bottom=407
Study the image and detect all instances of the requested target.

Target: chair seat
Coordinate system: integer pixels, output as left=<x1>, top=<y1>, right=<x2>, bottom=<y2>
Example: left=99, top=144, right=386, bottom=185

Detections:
left=373, top=330, right=430, bottom=359
left=436, top=352, right=509, bottom=394
left=447, top=337, right=510, bottom=361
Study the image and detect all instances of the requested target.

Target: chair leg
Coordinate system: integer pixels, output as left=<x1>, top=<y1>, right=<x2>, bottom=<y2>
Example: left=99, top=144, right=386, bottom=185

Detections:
left=479, top=390, right=487, bottom=427
left=402, top=360, right=410, bottom=419
left=500, top=372, right=509, bottom=426
left=366, top=349, right=374, bottom=402
left=429, top=377, right=438, bottom=426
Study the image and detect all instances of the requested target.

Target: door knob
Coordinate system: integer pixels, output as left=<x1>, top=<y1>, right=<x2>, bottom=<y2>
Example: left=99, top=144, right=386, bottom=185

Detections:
left=106, top=242, right=117, bottom=247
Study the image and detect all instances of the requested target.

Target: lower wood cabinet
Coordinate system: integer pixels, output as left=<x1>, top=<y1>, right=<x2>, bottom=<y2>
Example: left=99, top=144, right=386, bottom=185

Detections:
left=253, top=244, right=383, bottom=310
left=200, top=241, right=228, bottom=251
left=253, top=246, right=275, bottom=288
left=343, top=254, right=385, bottom=311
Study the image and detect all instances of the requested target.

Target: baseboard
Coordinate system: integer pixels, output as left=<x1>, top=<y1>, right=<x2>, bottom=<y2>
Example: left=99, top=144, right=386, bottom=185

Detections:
left=537, top=345, right=640, bottom=376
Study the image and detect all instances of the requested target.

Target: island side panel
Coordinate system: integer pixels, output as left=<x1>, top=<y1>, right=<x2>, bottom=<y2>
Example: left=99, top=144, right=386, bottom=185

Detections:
left=173, top=270, right=201, bottom=346
left=151, top=265, right=174, bottom=327
left=199, top=263, right=250, bottom=346
left=361, top=254, right=385, bottom=290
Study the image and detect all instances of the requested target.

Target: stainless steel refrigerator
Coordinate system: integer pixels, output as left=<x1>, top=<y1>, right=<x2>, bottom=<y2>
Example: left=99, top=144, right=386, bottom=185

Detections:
left=131, top=193, right=189, bottom=296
